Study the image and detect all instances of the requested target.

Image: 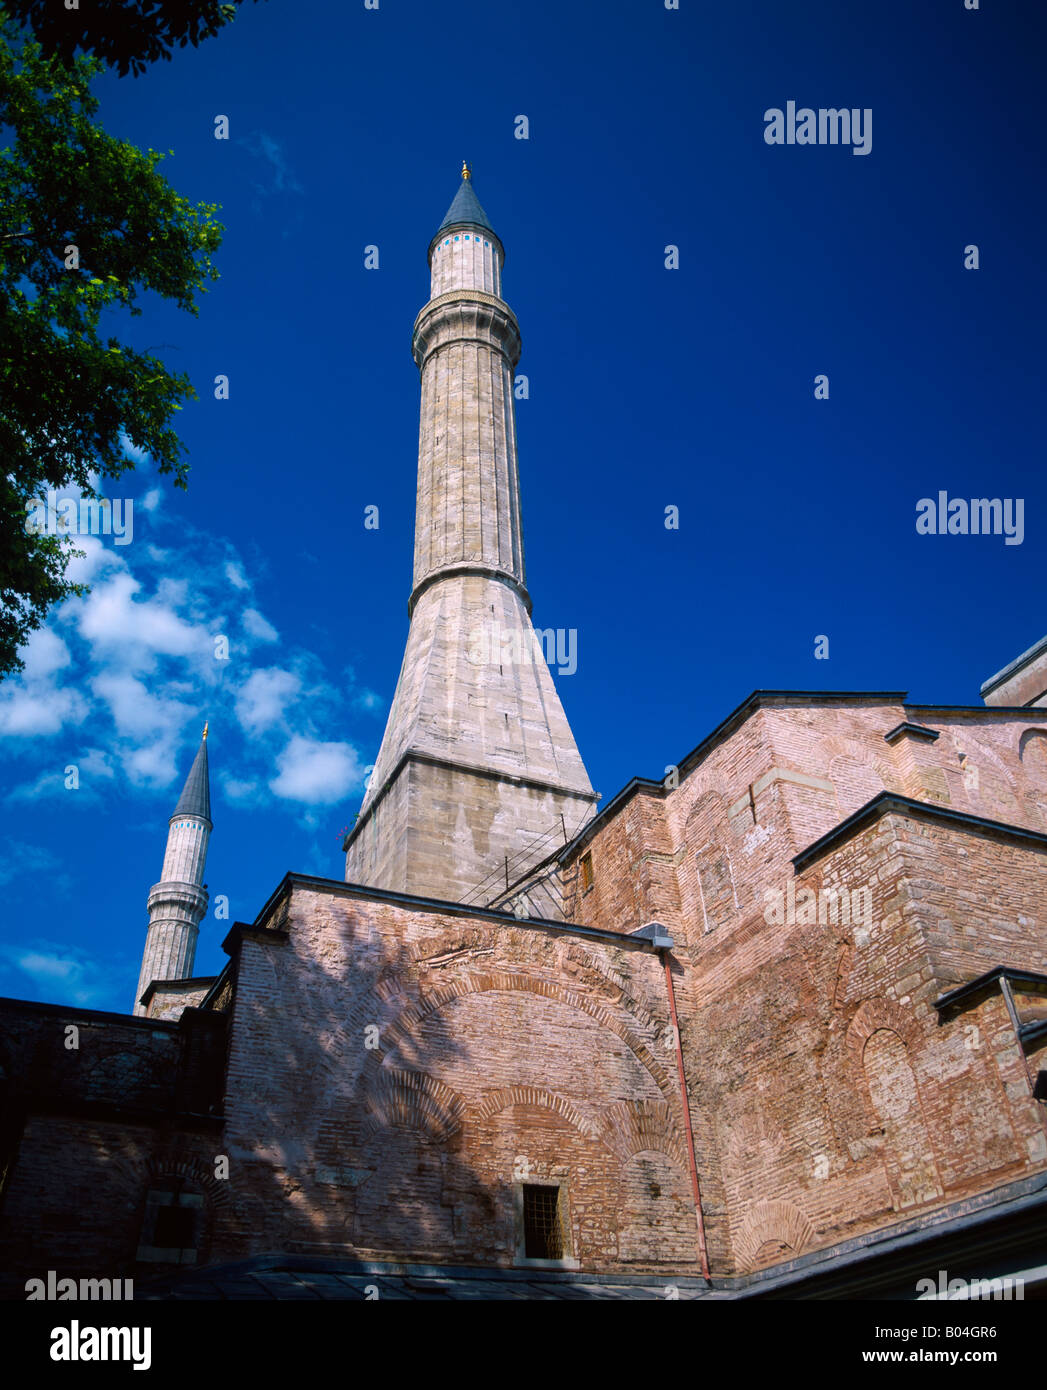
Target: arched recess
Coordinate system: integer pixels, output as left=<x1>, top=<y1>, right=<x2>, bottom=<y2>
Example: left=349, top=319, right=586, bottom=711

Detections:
left=845, top=997, right=920, bottom=1063
left=474, top=1086, right=599, bottom=1141
left=136, top=1155, right=227, bottom=1268
left=1020, top=729, right=1047, bottom=779
left=859, top=1028, right=943, bottom=1211
left=735, top=1198, right=815, bottom=1272
left=362, top=1068, right=466, bottom=1144
left=618, top=1148, right=699, bottom=1265
left=597, top=1099, right=688, bottom=1172
left=684, top=790, right=739, bottom=934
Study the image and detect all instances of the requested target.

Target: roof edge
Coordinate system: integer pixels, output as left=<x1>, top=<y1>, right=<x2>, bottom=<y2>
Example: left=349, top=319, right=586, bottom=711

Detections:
left=981, top=633, right=1047, bottom=697
left=793, top=790, right=1047, bottom=873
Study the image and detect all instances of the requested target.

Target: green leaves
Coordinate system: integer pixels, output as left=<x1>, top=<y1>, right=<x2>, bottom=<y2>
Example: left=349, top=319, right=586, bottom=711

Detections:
left=0, top=18, right=225, bottom=677
left=0, top=0, right=266, bottom=78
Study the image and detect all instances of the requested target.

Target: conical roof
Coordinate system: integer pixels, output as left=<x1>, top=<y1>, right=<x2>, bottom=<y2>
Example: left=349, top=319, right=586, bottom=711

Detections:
left=172, top=729, right=211, bottom=822
left=436, top=172, right=496, bottom=238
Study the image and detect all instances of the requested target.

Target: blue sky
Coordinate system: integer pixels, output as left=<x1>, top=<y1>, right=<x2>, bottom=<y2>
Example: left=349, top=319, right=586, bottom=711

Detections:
left=1, top=0, right=1044, bottom=1010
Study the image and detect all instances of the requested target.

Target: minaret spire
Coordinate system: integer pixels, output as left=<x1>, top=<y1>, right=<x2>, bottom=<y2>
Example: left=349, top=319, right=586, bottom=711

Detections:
left=133, top=726, right=212, bottom=1014
left=344, top=169, right=597, bottom=906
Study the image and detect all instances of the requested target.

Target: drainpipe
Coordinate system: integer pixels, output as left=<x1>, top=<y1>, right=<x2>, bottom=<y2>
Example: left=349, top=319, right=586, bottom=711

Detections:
left=631, top=922, right=710, bottom=1280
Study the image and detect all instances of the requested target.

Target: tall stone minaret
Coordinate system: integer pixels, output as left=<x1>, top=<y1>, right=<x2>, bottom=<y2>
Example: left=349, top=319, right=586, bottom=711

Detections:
left=133, top=725, right=211, bottom=1014
left=345, top=164, right=598, bottom=904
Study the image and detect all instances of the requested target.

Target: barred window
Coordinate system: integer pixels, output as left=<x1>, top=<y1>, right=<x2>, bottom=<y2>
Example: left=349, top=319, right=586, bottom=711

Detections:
left=523, top=1184, right=564, bottom=1260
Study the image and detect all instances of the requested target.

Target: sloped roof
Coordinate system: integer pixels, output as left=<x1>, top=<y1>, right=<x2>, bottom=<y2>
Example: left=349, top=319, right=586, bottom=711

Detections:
left=172, top=734, right=210, bottom=822
left=436, top=176, right=495, bottom=237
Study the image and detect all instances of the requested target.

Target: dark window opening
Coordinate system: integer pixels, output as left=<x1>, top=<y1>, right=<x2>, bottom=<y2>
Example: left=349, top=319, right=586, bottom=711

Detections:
left=153, top=1201, right=196, bottom=1249
left=523, top=1184, right=564, bottom=1260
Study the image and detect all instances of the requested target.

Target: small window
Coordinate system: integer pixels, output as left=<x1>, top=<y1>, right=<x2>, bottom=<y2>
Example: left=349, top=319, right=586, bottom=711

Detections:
left=137, top=1180, right=204, bottom=1265
left=523, top=1184, right=564, bottom=1260
left=579, top=852, right=593, bottom=892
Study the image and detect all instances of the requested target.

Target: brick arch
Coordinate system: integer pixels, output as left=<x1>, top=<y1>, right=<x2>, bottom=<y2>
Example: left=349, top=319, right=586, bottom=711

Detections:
left=598, top=1099, right=688, bottom=1171
left=559, top=943, right=657, bottom=1030
left=683, top=787, right=730, bottom=833
left=735, top=1198, right=815, bottom=1271
left=474, top=1086, right=599, bottom=1140
left=380, top=972, right=677, bottom=1103
left=363, top=1067, right=466, bottom=1144
left=142, top=1153, right=231, bottom=1209
left=845, top=998, right=919, bottom=1064
left=83, top=1049, right=166, bottom=1100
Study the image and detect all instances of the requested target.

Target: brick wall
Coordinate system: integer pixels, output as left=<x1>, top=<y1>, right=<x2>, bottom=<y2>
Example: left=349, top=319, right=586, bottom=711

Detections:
left=209, top=887, right=701, bottom=1273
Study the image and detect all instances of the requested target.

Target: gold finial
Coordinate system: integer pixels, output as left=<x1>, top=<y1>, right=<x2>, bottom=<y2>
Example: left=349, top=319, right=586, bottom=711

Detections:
left=202, top=721, right=209, bottom=742
left=461, top=160, right=471, bottom=180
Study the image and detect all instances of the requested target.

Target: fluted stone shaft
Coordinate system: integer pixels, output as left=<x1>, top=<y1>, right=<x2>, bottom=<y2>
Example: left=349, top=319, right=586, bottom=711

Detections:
left=134, top=736, right=211, bottom=1014
left=411, top=293, right=525, bottom=595
left=344, top=174, right=597, bottom=906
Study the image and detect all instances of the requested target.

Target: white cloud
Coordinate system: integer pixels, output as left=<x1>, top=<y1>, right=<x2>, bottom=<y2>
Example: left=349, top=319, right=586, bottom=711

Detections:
left=221, top=776, right=261, bottom=803
left=0, top=940, right=114, bottom=1007
left=122, top=738, right=180, bottom=788
left=90, top=671, right=193, bottom=742
left=269, top=735, right=365, bottom=804
left=76, top=570, right=206, bottom=667
left=242, top=607, right=278, bottom=642
left=1, top=510, right=374, bottom=822
left=0, top=627, right=89, bottom=736
left=142, top=489, right=162, bottom=513
left=234, top=667, right=300, bottom=736
left=224, top=560, right=249, bottom=591
left=20, top=627, right=71, bottom=679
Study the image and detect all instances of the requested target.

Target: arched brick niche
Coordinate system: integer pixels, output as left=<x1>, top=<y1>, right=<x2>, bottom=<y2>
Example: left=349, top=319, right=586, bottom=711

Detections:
left=735, top=1198, right=815, bottom=1272
left=847, top=1002, right=942, bottom=1212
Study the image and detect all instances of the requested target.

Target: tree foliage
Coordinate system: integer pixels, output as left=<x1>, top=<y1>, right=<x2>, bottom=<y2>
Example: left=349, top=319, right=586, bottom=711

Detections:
left=2, top=0, right=263, bottom=77
left=0, top=19, right=222, bottom=676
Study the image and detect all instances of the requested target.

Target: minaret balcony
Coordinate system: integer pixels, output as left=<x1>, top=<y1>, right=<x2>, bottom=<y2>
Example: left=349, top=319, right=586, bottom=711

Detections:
left=146, top=880, right=209, bottom=920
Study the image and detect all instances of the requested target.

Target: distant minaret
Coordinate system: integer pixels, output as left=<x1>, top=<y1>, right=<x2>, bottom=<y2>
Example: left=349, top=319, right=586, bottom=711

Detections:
left=344, top=164, right=597, bottom=903
left=133, top=725, right=212, bottom=1014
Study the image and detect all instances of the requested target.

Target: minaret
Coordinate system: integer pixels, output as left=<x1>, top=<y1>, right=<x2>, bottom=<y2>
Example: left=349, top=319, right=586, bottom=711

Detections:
left=345, top=164, right=598, bottom=904
left=133, top=725, right=212, bottom=1014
